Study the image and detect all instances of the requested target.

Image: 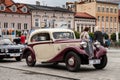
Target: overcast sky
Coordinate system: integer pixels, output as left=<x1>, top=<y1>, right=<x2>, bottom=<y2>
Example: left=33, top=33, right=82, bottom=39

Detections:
left=13, top=0, right=77, bottom=6
left=13, top=0, right=120, bottom=7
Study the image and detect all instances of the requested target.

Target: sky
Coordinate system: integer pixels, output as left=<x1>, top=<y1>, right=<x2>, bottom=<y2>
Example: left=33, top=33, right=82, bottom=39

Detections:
left=13, top=0, right=77, bottom=7
left=13, top=0, right=120, bottom=7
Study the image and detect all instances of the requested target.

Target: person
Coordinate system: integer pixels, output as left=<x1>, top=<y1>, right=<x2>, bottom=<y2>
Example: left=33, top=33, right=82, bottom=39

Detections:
left=80, top=27, right=90, bottom=41
left=80, top=27, right=94, bottom=58
left=13, top=35, right=21, bottom=44
left=94, top=27, right=104, bottom=46
left=20, top=33, right=26, bottom=44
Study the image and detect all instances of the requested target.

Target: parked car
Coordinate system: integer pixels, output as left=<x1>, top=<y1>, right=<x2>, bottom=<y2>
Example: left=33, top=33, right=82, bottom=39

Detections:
left=0, top=39, right=25, bottom=61
left=23, top=28, right=107, bottom=72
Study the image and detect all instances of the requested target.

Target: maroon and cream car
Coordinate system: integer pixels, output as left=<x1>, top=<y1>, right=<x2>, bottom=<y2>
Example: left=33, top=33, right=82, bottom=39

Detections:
left=23, top=28, right=107, bottom=72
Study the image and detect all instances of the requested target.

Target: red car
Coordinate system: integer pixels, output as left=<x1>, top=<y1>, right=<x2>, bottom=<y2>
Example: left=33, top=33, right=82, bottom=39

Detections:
left=23, top=28, right=107, bottom=72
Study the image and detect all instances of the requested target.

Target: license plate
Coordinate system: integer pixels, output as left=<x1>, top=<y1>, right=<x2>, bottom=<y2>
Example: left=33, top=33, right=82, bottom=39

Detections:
left=10, top=54, right=20, bottom=57
left=89, top=59, right=100, bottom=64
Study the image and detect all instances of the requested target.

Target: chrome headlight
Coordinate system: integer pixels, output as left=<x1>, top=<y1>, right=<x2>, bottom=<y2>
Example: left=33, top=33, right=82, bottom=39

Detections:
left=80, top=42, right=87, bottom=48
left=5, top=49, right=8, bottom=53
left=94, top=41, right=101, bottom=48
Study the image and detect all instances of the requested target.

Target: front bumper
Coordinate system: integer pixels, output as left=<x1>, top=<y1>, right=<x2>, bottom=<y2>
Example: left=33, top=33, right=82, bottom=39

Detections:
left=0, top=52, right=22, bottom=58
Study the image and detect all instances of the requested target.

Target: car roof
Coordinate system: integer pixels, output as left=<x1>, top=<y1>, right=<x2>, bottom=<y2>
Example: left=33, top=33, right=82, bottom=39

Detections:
left=31, top=28, right=74, bottom=35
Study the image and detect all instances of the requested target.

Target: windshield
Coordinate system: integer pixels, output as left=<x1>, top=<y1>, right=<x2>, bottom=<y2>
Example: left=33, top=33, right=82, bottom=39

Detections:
left=0, top=39, right=13, bottom=45
left=53, top=32, right=74, bottom=39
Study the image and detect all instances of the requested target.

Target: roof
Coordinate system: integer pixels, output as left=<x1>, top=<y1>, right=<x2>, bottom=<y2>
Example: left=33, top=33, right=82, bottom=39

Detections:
left=75, top=12, right=96, bottom=19
left=26, top=4, right=74, bottom=13
left=96, top=0, right=119, bottom=5
left=0, top=0, right=30, bottom=14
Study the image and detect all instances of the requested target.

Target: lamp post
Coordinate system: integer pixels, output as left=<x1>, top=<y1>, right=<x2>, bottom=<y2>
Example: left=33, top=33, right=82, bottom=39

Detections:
left=116, top=31, right=119, bottom=42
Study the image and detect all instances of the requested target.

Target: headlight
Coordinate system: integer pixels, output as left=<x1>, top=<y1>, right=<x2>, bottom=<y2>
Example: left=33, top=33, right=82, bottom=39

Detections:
left=94, top=41, right=101, bottom=48
left=80, top=42, right=87, bottom=48
left=5, top=49, right=8, bottom=53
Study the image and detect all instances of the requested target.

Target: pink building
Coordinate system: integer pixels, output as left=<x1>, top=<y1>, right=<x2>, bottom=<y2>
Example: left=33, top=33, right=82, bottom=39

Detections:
left=0, top=0, right=31, bottom=40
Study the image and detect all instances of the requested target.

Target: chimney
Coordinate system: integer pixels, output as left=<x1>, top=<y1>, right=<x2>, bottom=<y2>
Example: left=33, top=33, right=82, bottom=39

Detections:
left=36, top=1, right=40, bottom=6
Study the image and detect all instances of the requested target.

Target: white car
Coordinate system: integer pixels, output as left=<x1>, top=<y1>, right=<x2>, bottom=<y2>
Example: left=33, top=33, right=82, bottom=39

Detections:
left=23, top=28, right=107, bottom=72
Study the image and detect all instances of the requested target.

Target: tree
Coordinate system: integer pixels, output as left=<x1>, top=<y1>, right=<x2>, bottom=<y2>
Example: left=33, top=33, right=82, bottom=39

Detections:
left=103, top=33, right=109, bottom=39
left=111, top=33, right=116, bottom=41
left=74, top=31, right=80, bottom=39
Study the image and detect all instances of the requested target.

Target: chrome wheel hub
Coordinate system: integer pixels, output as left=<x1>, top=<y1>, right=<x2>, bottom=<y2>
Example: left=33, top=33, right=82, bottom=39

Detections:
left=68, top=57, right=75, bottom=66
left=28, top=55, right=32, bottom=62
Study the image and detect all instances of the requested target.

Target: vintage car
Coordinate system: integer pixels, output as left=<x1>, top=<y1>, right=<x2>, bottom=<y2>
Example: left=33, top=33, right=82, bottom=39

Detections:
left=0, top=39, right=25, bottom=61
left=23, top=28, right=107, bottom=72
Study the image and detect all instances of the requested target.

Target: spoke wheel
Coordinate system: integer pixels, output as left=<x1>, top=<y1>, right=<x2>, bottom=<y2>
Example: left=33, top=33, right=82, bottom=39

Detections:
left=93, top=55, right=107, bottom=69
left=26, top=51, right=36, bottom=67
left=65, top=52, right=81, bottom=72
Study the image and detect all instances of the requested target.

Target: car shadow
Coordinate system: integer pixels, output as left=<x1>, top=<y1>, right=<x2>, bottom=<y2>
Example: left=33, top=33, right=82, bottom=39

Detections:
left=0, top=59, right=18, bottom=63
left=34, top=63, right=100, bottom=72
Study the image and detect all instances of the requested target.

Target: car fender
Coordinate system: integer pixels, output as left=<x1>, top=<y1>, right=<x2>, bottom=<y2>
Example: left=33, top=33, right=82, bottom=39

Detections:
left=47, top=46, right=88, bottom=62
left=22, top=46, right=36, bottom=59
left=96, top=46, right=107, bottom=58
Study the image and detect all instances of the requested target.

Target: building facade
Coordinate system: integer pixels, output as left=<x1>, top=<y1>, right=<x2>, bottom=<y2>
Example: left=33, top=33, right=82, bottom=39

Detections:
left=75, top=12, right=96, bottom=32
left=0, top=0, right=31, bottom=40
left=27, top=4, right=74, bottom=30
left=66, top=0, right=119, bottom=35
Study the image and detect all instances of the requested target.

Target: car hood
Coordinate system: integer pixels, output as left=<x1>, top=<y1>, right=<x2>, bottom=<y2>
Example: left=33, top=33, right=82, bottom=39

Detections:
left=0, top=44, right=25, bottom=49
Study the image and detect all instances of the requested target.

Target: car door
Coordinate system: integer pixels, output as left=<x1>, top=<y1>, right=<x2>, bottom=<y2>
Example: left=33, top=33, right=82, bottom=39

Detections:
left=32, top=32, right=55, bottom=62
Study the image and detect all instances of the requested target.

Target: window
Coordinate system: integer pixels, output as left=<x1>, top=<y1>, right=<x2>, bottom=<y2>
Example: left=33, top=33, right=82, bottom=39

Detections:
left=0, top=22, right=1, bottom=28
left=102, top=7, right=104, bottom=12
left=106, top=8, right=109, bottom=12
left=98, top=16, right=100, bottom=21
left=11, top=23, right=15, bottom=28
left=114, top=17, right=116, bottom=22
left=22, top=7, right=27, bottom=13
left=77, top=24, right=79, bottom=32
left=106, top=16, right=108, bottom=22
left=35, top=19, right=40, bottom=27
left=24, top=23, right=27, bottom=29
left=0, top=4, right=5, bottom=11
left=31, top=33, right=50, bottom=42
left=110, top=8, right=113, bottom=13
left=97, top=7, right=100, bottom=12
left=10, top=5, right=17, bottom=12
left=114, top=9, right=117, bottom=13
left=18, top=23, right=21, bottom=29
left=4, top=23, right=8, bottom=28
left=102, top=16, right=104, bottom=22
left=110, top=17, right=112, bottom=22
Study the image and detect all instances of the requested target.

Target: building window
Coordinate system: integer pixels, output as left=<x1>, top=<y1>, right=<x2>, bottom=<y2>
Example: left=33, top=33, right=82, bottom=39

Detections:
left=102, top=16, right=104, bottom=22
left=110, top=8, right=113, bottom=13
left=0, top=4, right=5, bottom=11
left=24, top=23, right=27, bottom=29
left=4, top=23, right=8, bottom=28
left=102, top=7, right=104, bottom=12
left=11, top=23, right=15, bottom=28
left=97, top=7, right=100, bottom=12
left=106, top=16, right=108, bottom=22
left=114, top=17, right=116, bottom=22
left=77, top=24, right=79, bottom=32
left=18, top=23, right=21, bottom=29
left=114, top=9, right=117, bottom=13
left=110, top=17, right=112, bottom=22
left=106, top=8, right=109, bottom=12
left=98, top=16, right=100, bottom=21
left=35, top=19, right=40, bottom=27
left=22, top=7, right=27, bottom=13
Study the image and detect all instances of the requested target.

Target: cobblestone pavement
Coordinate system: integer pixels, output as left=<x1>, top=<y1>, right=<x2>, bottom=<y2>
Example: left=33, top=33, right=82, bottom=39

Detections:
left=0, top=49, right=120, bottom=80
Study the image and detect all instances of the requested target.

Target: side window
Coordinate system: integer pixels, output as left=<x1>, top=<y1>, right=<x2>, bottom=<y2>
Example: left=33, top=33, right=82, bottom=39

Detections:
left=31, top=33, right=50, bottom=42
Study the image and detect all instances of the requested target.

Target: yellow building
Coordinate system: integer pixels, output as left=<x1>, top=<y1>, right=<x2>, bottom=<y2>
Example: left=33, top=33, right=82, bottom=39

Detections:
left=66, top=0, right=119, bottom=35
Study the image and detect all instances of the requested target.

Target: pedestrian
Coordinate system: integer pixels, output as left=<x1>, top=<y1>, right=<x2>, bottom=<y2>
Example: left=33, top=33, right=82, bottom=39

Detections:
left=20, top=33, right=26, bottom=44
left=80, top=27, right=94, bottom=58
left=13, top=35, right=21, bottom=44
left=94, top=27, right=104, bottom=46
left=80, top=27, right=90, bottom=41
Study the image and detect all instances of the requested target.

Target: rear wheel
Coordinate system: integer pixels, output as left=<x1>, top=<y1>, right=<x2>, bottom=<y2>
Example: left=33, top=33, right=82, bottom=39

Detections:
left=65, top=52, right=81, bottom=72
left=26, top=51, right=36, bottom=67
left=93, top=55, right=107, bottom=69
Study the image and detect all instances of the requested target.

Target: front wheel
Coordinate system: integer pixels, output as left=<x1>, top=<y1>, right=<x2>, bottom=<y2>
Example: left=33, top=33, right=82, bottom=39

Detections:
left=65, top=52, right=81, bottom=72
left=26, top=51, right=36, bottom=67
left=93, top=55, right=107, bottom=69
